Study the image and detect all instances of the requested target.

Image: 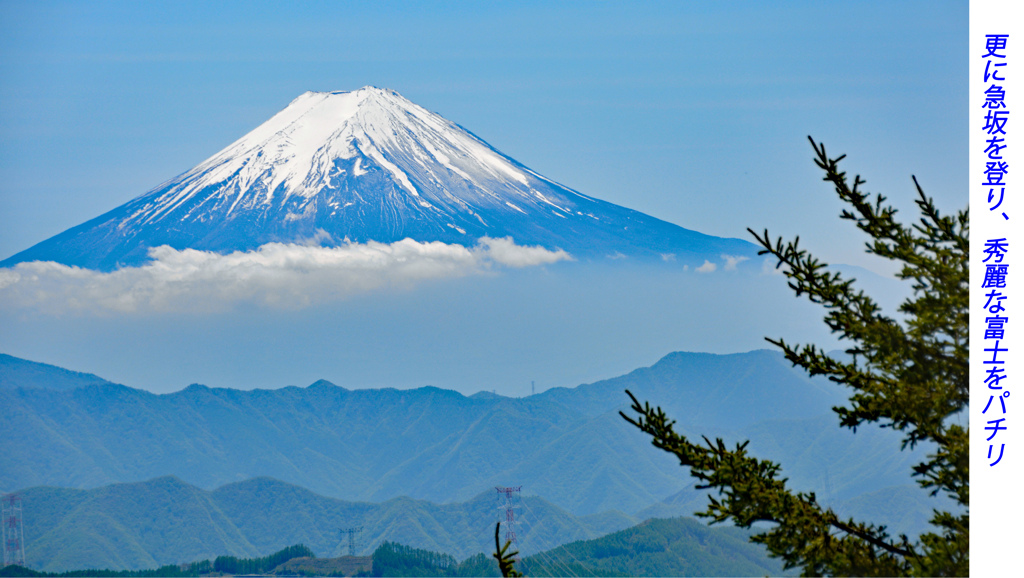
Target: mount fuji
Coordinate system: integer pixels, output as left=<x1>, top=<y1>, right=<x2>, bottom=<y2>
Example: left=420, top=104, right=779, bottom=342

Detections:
left=2, top=87, right=755, bottom=271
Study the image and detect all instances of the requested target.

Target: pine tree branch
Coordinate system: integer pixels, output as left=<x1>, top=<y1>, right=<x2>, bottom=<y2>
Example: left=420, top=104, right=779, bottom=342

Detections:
left=828, top=518, right=913, bottom=559
left=621, top=390, right=915, bottom=575
left=619, top=137, right=968, bottom=575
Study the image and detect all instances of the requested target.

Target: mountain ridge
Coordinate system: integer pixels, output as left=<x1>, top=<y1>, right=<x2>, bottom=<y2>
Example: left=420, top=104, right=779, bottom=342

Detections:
left=1, top=349, right=933, bottom=521
left=0, top=353, right=117, bottom=391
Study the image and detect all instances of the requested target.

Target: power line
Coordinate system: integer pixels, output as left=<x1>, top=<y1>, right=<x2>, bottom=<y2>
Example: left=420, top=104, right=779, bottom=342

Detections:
left=518, top=497, right=599, bottom=578
left=515, top=497, right=585, bottom=578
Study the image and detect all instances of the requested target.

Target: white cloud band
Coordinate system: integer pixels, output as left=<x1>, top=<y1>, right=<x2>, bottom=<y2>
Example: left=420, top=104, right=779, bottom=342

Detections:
left=0, top=237, right=571, bottom=314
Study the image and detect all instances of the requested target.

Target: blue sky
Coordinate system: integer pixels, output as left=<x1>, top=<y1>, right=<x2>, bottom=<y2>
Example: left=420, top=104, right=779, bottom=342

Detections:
left=0, top=0, right=967, bottom=393
left=0, top=0, right=966, bottom=273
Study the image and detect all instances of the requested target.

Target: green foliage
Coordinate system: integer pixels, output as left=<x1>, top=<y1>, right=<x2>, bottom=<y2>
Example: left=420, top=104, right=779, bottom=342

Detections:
left=1, top=565, right=48, bottom=577
left=622, top=138, right=968, bottom=576
left=449, top=553, right=500, bottom=577
left=213, top=544, right=315, bottom=575
left=369, top=541, right=496, bottom=577
left=0, top=544, right=307, bottom=577
left=371, top=541, right=457, bottom=577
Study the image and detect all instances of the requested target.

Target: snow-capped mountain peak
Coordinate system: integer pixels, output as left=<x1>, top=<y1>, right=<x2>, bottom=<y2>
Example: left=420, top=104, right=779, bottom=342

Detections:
left=2, top=87, right=754, bottom=271
left=124, top=86, right=583, bottom=234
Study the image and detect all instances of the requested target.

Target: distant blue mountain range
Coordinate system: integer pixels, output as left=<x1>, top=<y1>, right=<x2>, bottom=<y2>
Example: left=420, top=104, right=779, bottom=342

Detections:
left=1, top=349, right=944, bottom=542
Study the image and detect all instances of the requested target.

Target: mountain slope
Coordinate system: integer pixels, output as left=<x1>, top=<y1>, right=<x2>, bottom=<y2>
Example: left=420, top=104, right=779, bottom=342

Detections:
left=520, top=517, right=788, bottom=577
left=0, top=377, right=688, bottom=514
left=366, top=516, right=789, bottom=578
left=1, top=87, right=754, bottom=271
left=0, top=353, right=115, bottom=391
left=18, top=476, right=647, bottom=572
left=15, top=476, right=947, bottom=574
left=0, top=349, right=935, bottom=525
left=536, top=349, right=844, bottom=429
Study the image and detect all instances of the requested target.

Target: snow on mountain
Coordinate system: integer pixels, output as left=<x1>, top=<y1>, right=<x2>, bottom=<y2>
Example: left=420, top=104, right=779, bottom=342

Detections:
left=1, top=87, right=755, bottom=271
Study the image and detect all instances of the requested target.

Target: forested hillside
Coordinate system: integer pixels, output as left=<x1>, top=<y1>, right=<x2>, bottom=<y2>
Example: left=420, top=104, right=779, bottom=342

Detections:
left=519, top=517, right=789, bottom=577
left=1, top=350, right=930, bottom=519
left=16, top=477, right=646, bottom=572
left=4, top=518, right=788, bottom=577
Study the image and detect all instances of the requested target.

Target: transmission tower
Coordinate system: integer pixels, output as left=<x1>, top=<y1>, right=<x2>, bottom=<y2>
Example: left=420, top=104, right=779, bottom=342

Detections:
left=2, top=493, right=25, bottom=567
left=495, top=486, right=522, bottom=558
left=339, top=526, right=362, bottom=557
